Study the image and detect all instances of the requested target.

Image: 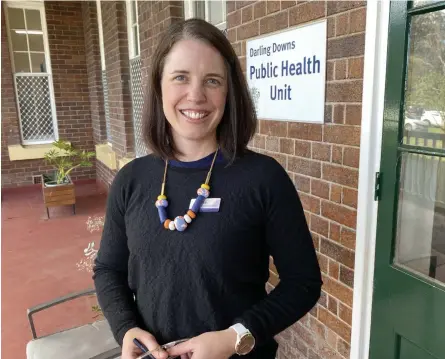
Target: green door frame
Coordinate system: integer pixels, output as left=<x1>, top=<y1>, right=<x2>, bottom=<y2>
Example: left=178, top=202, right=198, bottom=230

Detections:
left=369, top=1, right=445, bottom=358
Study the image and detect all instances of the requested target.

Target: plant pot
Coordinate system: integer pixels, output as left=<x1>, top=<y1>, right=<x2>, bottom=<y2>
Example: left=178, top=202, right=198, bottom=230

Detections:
left=42, top=175, right=76, bottom=218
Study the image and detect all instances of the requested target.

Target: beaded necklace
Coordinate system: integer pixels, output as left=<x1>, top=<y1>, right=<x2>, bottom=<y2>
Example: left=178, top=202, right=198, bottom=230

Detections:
left=155, top=149, right=219, bottom=231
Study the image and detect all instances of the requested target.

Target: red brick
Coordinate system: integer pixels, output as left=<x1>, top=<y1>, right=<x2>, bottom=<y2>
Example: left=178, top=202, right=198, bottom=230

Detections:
left=280, top=138, right=294, bottom=155
left=338, top=338, right=351, bottom=358
left=312, top=143, right=331, bottom=161
left=289, top=1, right=325, bottom=26
left=336, top=13, right=349, bottom=36
left=289, top=123, right=322, bottom=141
left=323, top=163, right=358, bottom=188
left=327, top=61, right=334, bottom=81
left=227, top=1, right=236, bottom=13
left=242, top=5, right=253, bottom=23
left=348, top=56, right=364, bottom=79
left=324, top=125, right=361, bottom=146
left=322, top=274, right=353, bottom=307
left=237, top=20, right=259, bottom=40
left=236, top=1, right=256, bottom=10
left=328, top=295, right=338, bottom=315
left=339, top=303, right=352, bottom=326
left=330, top=222, right=341, bottom=242
left=340, top=227, right=356, bottom=250
left=332, top=145, right=343, bottom=164
left=266, top=151, right=287, bottom=169
left=327, top=33, right=365, bottom=60
left=299, top=193, right=321, bottom=214
left=330, top=184, right=341, bottom=203
left=322, top=201, right=357, bottom=229
left=266, top=136, right=279, bottom=152
left=253, top=134, right=266, bottom=149
left=345, top=104, right=362, bottom=125
left=281, top=1, right=296, bottom=10
left=326, top=80, right=363, bottom=102
left=260, top=10, right=288, bottom=34
left=320, top=237, right=355, bottom=269
left=311, top=215, right=329, bottom=237
left=294, top=174, right=311, bottom=193
left=350, top=7, right=366, bottom=33
left=327, top=17, right=335, bottom=38
left=340, top=265, right=354, bottom=288
left=266, top=1, right=281, bottom=14
left=288, top=157, right=321, bottom=178
left=343, top=187, right=358, bottom=208
left=327, top=1, right=366, bottom=16
left=335, top=60, right=348, bottom=81
left=254, top=1, right=267, bottom=19
left=227, top=10, right=242, bottom=28
left=295, top=140, right=311, bottom=157
left=333, top=104, right=345, bottom=124
left=311, top=179, right=330, bottom=200
left=260, top=120, right=288, bottom=137
left=319, top=307, right=351, bottom=342
left=329, top=260, right=340, bottom=280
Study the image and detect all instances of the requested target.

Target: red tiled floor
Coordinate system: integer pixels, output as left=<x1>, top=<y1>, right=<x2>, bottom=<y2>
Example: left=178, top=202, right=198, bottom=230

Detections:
left=1, top=181, right=108, bottom=359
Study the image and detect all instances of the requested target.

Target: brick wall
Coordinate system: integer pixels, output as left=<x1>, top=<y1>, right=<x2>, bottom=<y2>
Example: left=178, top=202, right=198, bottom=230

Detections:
left=1, top=2, right=96, bottom=187
left=82, top=1, right=107, bottom=144
left=139, top=1, right=184, bottom=90
left=227, top=1, right=366, bottom=358
left=101, top=1, right=134, bottom=160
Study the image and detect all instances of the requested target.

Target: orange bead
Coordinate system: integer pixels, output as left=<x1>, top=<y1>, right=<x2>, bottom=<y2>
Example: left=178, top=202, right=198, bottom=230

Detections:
left=187, top=210, right=196, bottom=219
left=164, top=219, right=171, bottom=229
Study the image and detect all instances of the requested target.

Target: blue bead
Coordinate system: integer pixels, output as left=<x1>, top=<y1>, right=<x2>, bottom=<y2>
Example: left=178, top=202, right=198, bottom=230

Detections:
left=158, top=207, right=167, bottom=223
left=155, top=199, right=168, bottom=208
left=174, top=216, right=188, bottom=231
left=191, top=195, right=206, bottom=213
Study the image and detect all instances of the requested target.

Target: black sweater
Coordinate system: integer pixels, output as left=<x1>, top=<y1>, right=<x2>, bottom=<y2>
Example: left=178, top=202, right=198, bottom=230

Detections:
left=93, top=150, right=322, bottom=358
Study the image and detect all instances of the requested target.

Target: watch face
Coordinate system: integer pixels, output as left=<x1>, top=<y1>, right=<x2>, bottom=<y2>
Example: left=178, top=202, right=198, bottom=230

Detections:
left=237, top=334, right=255, bottom=355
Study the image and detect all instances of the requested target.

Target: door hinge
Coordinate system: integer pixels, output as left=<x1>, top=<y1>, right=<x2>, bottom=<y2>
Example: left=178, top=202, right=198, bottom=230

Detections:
left=374, top=172, right=382, bottom=201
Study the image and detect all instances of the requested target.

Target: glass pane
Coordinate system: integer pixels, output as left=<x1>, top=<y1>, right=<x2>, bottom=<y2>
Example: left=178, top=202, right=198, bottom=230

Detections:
left=14, top=52, right=30, bottom=72
left=25, top=9, right=42, bottom=30
left=193, top=1, right=205, bottom=19
left=404, top=10, right=445, bottom=143
left=395, top=153, right=445, bottom=285
left=10, top=31, right=28, bottom=51
left=28, top=34, right=44, bottom=52
left=412, top=1, right=443, bottom=7
left=131, top=1, right=137, bottom=25
left=31, top=53, right=46, bottom=72
left=7, top=8, right=25, bottom=29
left=209, top=0, right=224, bottom=25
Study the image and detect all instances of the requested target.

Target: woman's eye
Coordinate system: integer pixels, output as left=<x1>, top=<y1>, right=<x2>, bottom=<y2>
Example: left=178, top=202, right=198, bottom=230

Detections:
left=174, top=75, right=186, bottom=81
left=207, top=78, right=220, bottom=85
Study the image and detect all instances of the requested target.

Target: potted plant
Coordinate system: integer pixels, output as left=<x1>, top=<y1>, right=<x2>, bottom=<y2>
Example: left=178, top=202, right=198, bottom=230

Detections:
left=42, top=140, right=95, bottom=218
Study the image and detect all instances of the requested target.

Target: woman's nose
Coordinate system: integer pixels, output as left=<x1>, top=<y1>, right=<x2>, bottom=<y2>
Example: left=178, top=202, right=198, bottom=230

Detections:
left=186, top=82, right=206, bottom=103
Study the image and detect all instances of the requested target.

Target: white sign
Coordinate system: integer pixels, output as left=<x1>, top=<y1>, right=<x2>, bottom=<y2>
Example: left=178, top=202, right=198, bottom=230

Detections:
left=246, top=20, right=327, bottom=123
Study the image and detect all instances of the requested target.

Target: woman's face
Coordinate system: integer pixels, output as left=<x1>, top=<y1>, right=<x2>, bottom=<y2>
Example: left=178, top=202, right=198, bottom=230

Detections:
left=160, top=39, right=228, bottom=146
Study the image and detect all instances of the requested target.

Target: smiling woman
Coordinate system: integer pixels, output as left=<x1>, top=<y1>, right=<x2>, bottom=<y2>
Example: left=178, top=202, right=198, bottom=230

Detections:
left=93, top=18, right=322, bottom=359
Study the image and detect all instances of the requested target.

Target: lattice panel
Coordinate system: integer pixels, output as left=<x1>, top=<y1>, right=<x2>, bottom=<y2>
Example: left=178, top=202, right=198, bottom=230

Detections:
left=15, top=75, right=55, bottom=143
left=130, top=57, right=147, bottom=157
left=102, top=70, right=112, bottom=141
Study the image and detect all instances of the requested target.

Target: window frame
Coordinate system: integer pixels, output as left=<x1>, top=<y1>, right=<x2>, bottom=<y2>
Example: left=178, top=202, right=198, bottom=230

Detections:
left=184, top=0, right=227, bottom=31
left=126, top=0, right=140, bottom=59
left=4, top=0, right=59, bottom=145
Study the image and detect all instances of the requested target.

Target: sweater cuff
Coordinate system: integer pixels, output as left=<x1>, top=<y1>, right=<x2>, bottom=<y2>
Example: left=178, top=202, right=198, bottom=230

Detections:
left=115, top=320, right=140, bottom=346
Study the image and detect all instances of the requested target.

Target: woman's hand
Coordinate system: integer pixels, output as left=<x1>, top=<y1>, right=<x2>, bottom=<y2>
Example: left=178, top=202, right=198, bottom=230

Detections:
left=122, top=327, right=169, bottom=359
left=167, top=329, right=237, bottom=359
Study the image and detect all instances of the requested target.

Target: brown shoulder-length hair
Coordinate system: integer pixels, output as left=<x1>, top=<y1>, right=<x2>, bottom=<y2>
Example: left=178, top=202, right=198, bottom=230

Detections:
left=143, top=18, right=257, bottom=164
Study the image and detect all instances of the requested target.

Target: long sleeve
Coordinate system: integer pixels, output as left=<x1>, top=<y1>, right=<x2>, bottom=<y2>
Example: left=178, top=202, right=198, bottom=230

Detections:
left=234, top=160, right=322, bottom=346
left=92, top=165, right=140, bottom=346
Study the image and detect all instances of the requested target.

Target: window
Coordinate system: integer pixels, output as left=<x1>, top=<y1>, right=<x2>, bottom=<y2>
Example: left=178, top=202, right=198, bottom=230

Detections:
left=184, top=0, right=227, bottom=33
left=126, top=0, right=140, bottom=59
left=4, top=1, right=58, bottom=145
left=96, top=0, right=112, bottom=143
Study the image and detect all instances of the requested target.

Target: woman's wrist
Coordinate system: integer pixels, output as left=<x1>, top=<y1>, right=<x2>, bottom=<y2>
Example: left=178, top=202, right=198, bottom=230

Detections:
left=220, top=328, right=237, bottom=355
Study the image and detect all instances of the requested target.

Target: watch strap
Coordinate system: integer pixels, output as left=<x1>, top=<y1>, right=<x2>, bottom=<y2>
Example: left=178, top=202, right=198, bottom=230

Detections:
left=230, top=323, right=249, bottom=336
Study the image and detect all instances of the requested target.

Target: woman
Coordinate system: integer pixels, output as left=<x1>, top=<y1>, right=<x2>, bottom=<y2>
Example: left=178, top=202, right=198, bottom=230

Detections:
left=93, top=18, right=322, bottom=359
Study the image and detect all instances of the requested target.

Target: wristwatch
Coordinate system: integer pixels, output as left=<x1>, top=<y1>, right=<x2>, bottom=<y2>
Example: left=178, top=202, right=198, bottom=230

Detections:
left=229, top=323, right=256, bottom=355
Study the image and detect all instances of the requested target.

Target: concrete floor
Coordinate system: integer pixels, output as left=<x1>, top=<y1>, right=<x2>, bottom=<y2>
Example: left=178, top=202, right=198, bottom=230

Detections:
left=1, top=181, right=108, bottom=359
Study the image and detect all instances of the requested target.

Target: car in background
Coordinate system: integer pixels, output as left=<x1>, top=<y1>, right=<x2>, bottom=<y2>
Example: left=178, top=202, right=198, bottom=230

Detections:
left=421, top=110, right=444, bottom=128
left=404, top=117, right=428, bottom=131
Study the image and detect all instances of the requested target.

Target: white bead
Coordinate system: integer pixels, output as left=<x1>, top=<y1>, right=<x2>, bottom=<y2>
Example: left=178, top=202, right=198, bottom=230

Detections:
left=169, top=221, right=176, bottom=230
left=184, top=214, right=192, bottom=223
